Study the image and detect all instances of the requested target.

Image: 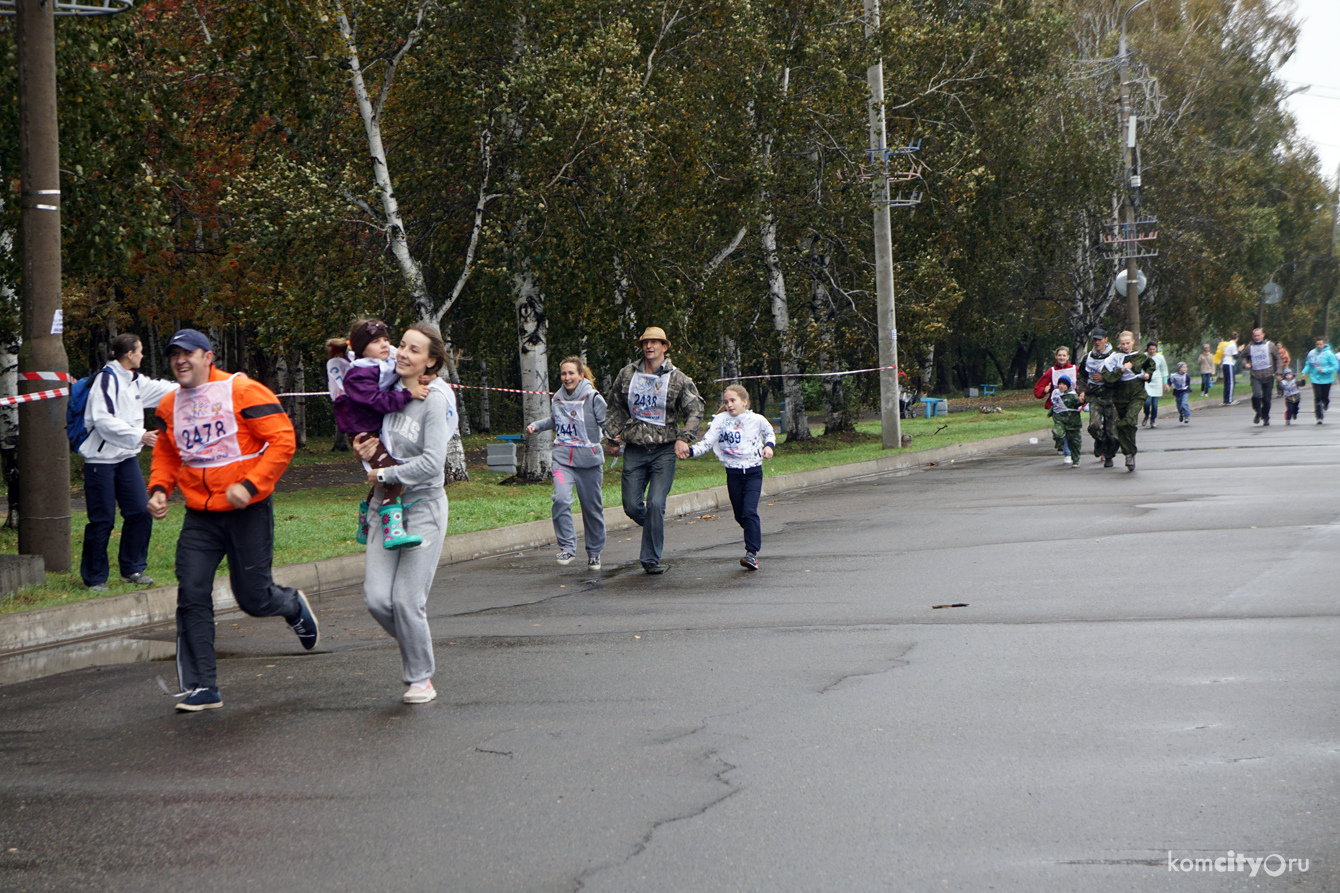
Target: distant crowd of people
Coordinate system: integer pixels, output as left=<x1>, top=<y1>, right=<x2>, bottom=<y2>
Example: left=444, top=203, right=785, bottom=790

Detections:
left=1033, top=327, right=1337, bottom=472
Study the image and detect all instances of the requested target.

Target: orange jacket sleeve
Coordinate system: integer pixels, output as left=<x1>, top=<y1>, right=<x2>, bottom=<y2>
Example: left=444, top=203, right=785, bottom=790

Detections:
left=232, top=376, right=296, bottom=500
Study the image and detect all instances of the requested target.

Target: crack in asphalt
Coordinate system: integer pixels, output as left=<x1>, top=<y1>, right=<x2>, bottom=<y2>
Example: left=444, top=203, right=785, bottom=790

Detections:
left=818, top=642, right=914, bottom=694
left=570, top=731, right=743, bottom=892
left=567, top=641, right=919, bottom=890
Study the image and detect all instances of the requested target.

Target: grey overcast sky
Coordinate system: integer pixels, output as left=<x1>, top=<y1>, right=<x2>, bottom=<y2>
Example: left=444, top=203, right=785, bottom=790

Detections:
left=1277, top=0, right=1340, bottom=185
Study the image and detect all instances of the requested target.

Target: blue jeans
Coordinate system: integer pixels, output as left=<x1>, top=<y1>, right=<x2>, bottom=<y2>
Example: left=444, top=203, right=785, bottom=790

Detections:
left=621, top=443, right=678, bottom=568
left=80, top=456, right=153, bottom=586
left=1200, top=373, right=1213, bottom=395
left=726, top=466, right=763, bottom=554
left=1143, top=396, right=1159, bottom=423
left=1174, top=391, right=1191, bottom=420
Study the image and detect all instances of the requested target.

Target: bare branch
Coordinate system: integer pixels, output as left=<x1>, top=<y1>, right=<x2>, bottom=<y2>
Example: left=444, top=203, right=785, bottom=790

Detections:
left=434, top=128, right=500, bottom=326
left=374, top=0, right=435, bottom=123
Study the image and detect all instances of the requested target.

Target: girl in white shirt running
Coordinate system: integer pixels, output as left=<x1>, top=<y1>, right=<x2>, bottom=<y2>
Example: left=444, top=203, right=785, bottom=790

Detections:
left=688, top=384, right=776, bottom=570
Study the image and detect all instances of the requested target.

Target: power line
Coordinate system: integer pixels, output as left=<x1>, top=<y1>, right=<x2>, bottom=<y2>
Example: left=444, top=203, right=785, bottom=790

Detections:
left=1140, top=53, right=1340, bottom=102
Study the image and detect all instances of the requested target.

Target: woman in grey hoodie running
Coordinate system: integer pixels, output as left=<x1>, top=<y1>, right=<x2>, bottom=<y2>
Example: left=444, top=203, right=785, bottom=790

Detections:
left=352, top=322, right=458, bottom=704
left=527, top=357, right=608, bottom=570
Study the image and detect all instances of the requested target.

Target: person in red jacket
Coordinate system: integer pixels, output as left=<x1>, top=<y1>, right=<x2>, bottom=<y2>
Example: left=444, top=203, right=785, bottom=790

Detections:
left=1033, top=346, right=1079, bottom=462
left=147, top=329, right=319, bottom=713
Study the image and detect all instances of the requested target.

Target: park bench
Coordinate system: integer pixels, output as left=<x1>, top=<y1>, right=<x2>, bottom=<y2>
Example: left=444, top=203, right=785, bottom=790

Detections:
left=922, top=397, right=948, bottom=418
left=979, top=383, right=1000, bottom=397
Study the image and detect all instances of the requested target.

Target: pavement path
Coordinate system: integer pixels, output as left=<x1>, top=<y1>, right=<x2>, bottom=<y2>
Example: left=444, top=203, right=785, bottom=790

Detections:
left=0, top=397, right=1336, bottom=891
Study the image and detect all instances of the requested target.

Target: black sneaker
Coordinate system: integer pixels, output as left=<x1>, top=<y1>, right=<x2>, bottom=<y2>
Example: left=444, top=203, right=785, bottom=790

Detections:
left=1103, top=458, right=1114, bottom=468
left=740, top=553, right=758, bottom=571
left=175, top=687, right=222, bottom=712
left=643, top=563, right=668, bottom=575
left=120, top=572, right=155, bottom=586
left=587, top=554, right=602, bottom=571
left=1253, top=412, right=1261, bottom=424
left=288, top=591, right=320, bottom=651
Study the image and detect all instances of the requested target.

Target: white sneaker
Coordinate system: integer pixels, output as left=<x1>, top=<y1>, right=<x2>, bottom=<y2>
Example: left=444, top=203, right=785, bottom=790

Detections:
left=556, top=550, right=575, bottom=566
left=404, top=680, right=437, bottom=704
left=1061, top=456, right=1072, bottom=465
left=587, top=554, right=602, bottom=570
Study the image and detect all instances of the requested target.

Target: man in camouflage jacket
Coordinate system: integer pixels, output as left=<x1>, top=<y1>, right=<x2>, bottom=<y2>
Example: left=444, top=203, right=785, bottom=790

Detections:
left=1107, top=330, right=1157, bottom=471
left=604, top=327, right=705, bottom=574
left=1079, top=328, right=1119, bottom=467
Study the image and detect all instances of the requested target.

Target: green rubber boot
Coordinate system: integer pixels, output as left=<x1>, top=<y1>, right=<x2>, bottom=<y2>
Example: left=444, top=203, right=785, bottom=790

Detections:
left=379, top=500, right=423, bottom=550
left=356, top=500, right=370, bottom=545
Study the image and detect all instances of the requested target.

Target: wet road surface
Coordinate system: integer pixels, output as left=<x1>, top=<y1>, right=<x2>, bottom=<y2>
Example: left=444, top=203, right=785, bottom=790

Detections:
left=2, top=399, right=1337, bottom=891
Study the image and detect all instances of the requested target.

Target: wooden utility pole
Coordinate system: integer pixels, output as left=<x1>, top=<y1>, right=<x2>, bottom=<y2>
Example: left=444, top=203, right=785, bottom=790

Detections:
left=1117, top=1, right=1148, bottom=340
left=16, top=0, right=71, bottom=572
left=8, top=0, right=136, bottom=572
left=1326, top=165, right=1339, bottom=342
left=864, top=0, right=901, bottom=449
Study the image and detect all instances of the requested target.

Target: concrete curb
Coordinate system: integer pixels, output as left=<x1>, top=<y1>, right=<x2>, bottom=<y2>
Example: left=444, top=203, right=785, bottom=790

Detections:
left=0, top=426, right=1050, bottom=656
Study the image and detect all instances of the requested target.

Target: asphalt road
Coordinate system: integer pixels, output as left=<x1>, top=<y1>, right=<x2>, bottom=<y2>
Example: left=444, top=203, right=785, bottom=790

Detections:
left=2, top=397, right=1337, bottom=892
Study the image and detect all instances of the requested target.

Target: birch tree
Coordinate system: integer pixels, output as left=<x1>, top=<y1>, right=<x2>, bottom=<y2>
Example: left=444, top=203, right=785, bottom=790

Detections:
left=327, top=0, right=472, bottom=478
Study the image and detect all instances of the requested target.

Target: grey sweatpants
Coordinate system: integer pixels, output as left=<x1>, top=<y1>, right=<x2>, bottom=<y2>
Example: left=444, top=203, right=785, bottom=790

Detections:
left=364, top=491, right=448, bottom=684
left=552, top=461, right=606, bottom=557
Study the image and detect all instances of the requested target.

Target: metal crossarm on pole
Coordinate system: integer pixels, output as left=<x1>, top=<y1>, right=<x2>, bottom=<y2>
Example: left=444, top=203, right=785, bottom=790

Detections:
left=0, top=1, right=133, bottom=14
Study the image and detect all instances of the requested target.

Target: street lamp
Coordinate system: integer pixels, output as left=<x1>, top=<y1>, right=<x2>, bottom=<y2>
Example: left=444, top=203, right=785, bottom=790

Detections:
left=3, top=0, right=135, bottom=572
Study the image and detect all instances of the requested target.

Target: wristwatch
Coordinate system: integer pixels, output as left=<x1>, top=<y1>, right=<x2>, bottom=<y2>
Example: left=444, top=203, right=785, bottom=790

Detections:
left=376, top=469, right=387, bottom=483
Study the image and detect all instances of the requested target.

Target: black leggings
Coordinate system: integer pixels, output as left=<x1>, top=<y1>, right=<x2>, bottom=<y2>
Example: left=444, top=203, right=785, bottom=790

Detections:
left=1314, top=382, right=1331, bottom=420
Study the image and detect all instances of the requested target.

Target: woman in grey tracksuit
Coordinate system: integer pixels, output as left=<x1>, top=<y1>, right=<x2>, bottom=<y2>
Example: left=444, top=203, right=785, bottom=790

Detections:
left=526, top=357, right=607, bottom=570
left=354, top=323, right=458, bottom=705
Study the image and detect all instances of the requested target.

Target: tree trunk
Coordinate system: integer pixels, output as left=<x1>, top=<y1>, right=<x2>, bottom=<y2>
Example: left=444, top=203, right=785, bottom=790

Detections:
left=442, top=324, right=471, bottom=438
left=291, top=351, right=307, bottom=448
left=439, top=347, right=469, bottom=482
left=761, top=211, right=812, bottom=441
left=271, top=350, right=307, bottom=449
left=1006, top=335, right=1035, bottom=389
left=721, top=335, right=740, bottom=383
left=514, top=262, right=551, bottom=481
left=0, top=334, right=19, bottom=528
left=477, top=356, right=492, bottom=432
left=806, top=236, right=851, bottom=434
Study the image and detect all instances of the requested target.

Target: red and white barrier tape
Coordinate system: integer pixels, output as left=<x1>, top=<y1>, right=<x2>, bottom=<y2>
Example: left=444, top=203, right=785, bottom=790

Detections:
left=713, top=365, right=898, bottom=382
left=275, top=382, right=557, bottom=398
left=450, top=383, right=554, bottom=396
left=0, top=387, right=70, bottom=406
left=0, top=372, right=74, bottom=406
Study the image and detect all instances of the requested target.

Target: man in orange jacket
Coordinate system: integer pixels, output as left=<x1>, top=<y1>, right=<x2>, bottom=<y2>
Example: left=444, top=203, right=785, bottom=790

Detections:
left=147, top=329, right=319, bottom=712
